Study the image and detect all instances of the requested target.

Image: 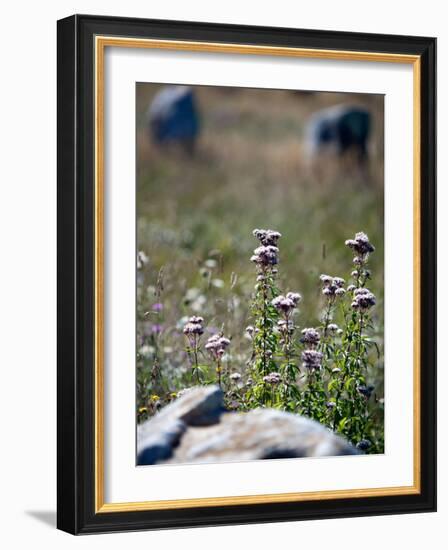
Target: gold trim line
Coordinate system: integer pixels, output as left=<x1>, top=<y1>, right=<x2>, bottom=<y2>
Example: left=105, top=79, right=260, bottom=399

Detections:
left=94, top=35, right=422, bottom=513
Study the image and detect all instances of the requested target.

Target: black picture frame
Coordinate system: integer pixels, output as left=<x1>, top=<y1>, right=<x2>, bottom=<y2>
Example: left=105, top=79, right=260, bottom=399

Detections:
left=57, top=14, right=436, bottom=535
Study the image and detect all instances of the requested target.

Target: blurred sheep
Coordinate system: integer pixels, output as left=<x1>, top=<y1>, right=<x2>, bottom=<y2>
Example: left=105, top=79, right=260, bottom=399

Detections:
left=147, top=86, right=200, bottom=154
left=305, top=105, right=371, bottom=165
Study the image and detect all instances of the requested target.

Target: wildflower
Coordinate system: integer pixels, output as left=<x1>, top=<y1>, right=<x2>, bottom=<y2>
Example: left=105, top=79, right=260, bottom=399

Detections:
left=205, top=333, right=231, bottom=359
left=138, top=345, right=155, bottom=358
left=251, top=245, right=279, bottom=266
left=301, top=327, right=320, bottom=347
left=333, top=277, right=345, bottom=288
left=192, top=295, right=207, bottom=312
left=151, top=324, right=163, bottom=334
left=150, top=394, right=160, bottom=402
left=183, top=316, right=204, bottom=336
left=319, top=274, right=333, bottom=287
left=204, top=258, right=218, bottom=269
left=138, top=406, right=147, bottom=414
left=230, top=372, right=242, bottom=382
left=326, top=401, right=336, bottom=409
left=345, top=231, right=375, bottom=257
left=319, top=275, right=346, bottom=298
left=346, top=285, right=356, bottom=293
left=245, top=325, right=259, bottom=341
left=356, top=439, right=372, bottom=451
left=183, top=287, right=202, bottom=306
left=152, top=302, right=163, bottom=312
left=272, top=295, right=294, bottom=314
left=351, top=288, right=376, bottom=311
left=327, top=323, right=339, bottom=333
left=263, top=372, right=281, bottom=384
left=357, top=384, right=375, bottom=399
left=137, top=250, right=149, bottom=269
left=272, top=291, right=301, bottom=315
left=301, top=349, right=323, bottom=370
left=253, top=228, right=282, bottom=246
left=346, top=232, right=374, bottom=281
left=183, top=317, right=205, bottom=377
left=277, top=319, right=295, bottom=335
left=189, top=315, right=204, bottom=324
left=206, top=333, right=231, bottom=387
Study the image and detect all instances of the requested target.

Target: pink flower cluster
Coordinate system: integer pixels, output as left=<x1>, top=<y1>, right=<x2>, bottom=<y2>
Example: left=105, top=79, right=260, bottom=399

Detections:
left=205, top=334, right=231, bottom=359
left=271, top=292, right=301, bottom=315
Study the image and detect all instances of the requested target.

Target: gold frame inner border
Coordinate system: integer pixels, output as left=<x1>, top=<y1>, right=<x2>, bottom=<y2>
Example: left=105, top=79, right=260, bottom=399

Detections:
left=94, top=35, right=421, bottom=513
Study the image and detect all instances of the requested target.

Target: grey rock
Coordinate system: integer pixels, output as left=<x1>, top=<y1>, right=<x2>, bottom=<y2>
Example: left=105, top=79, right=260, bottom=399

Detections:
left=137, top=385, right=224, bottom=465
left=306, top=104, right=371, bottom=164
left=137, top=417, right=185, bottom=465
left=168, top=408, right=357, bottom=464
left=147, top=85, right=200, bottom=154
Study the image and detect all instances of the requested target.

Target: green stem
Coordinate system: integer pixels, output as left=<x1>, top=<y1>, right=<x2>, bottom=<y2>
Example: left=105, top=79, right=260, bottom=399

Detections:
left=216, top=358, right=222, bottom=388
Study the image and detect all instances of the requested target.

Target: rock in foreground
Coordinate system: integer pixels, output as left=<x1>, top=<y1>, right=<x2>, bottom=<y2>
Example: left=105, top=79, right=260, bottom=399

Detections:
left=169, top=408, right=357, bottom=463
left=137, top=385, right=357, bottom=466
left=137, top=385, right=223, bottom=464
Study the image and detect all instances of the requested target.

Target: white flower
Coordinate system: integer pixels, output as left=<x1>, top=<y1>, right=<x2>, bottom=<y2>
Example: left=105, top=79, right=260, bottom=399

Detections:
left=204, top=259, right=218, bottom=269
left=212, top=278, right=224, bottom=288
left=137, top=251, right=149, bottom=269
left=138, top=345, right=155, bottom=358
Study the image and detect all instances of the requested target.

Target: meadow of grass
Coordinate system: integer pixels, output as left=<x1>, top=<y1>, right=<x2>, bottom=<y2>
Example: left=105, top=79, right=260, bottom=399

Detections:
left=136, top=84, right=384, bottom=453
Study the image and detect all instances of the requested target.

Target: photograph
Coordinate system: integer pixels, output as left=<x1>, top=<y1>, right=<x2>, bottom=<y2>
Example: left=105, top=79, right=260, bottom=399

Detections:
left=135, top=83, right=385, bottom=465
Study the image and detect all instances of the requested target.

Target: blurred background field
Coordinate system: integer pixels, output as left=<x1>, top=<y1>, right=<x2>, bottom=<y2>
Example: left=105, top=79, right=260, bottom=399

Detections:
left=136, top=84, right=384, bottom=422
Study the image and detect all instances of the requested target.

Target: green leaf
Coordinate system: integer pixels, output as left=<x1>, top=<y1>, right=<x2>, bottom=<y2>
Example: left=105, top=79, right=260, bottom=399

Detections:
left=338, top=417, right=349, bottom=431
left=344, top=377, right=356, bottom=391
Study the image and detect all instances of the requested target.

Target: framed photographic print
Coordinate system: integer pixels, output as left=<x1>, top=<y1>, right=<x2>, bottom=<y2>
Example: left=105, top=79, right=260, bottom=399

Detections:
left=57, top=14, right=436, bottom=534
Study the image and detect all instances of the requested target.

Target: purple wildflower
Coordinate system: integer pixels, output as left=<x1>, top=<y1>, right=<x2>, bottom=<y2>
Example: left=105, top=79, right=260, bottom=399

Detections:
left=301, top=349, right=323, bottom=370
left=183, top=316, right=205, bottom=350
left=351, top=288, right=376, bottom=311
left=253, top=228, right=282, bottom=246
left=277, top=319, right=295, bottom=335
left=251, top=245, right=279, bottom=266
left=205, top=333, right=231, bottom=359
left=319, top=274, right=346, bottom=299
left=301, top=327, right=320, bottom=347
left=345, top=232, right=375, bottom=257
left=263, top=372, right=281, bottom=384
left=272, top=291, right=301, bottom=315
